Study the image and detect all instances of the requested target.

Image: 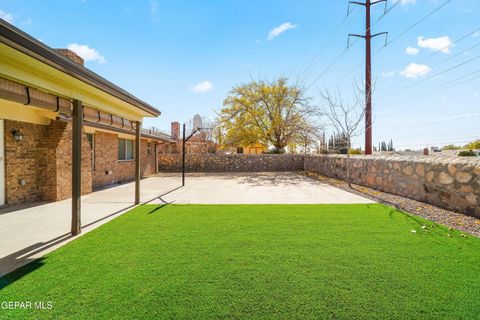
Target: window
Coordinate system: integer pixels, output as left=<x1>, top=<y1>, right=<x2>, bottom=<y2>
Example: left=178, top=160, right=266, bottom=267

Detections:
left=118, top=138, right=134, bottom=161
left=147, top=142, right=151, bottom=156
left=86, top=133, right=95, bottom=170
left=237, top=147, right=244, bottom=154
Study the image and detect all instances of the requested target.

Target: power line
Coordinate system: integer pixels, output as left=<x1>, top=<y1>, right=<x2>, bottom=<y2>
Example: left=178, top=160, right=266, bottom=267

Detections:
left=338, top=1, right=402, bottom=81
left=380, top=0, right=453, bottom=50
left=385, top=110, right=480, bottom=130
left=394, top=138, right=478, bottom=148
left=344, top=0, right=475, bottom=86
left=420, top=27, right=480, bottom=63
left=293, top=8, right=361, bottom=84
left=394, top=72, right=480, bottom=105
left=378, top=26, right=480, bottom=95
left=397, top=54, right=480, bottom=92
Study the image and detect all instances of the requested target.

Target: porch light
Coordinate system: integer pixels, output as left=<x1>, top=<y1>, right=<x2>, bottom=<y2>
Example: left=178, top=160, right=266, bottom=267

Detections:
left=12, top=130, right=24, bottom=141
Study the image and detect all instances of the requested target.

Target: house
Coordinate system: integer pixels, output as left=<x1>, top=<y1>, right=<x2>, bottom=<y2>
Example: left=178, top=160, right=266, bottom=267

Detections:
left=0, top=19, right=171, bottom=234
left=167, top=121, right=217, bottom=154
left=237, top=143, right=267, bottom=155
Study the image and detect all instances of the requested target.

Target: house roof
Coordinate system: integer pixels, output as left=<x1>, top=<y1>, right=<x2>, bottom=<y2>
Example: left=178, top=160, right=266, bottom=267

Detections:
left=0, top=18, right=160, bottom=117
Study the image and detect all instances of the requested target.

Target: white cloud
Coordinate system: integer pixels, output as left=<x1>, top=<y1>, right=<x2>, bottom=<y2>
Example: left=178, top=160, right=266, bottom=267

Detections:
left=382, top=70, right=396, bottom=77
left=406, top=46, right=419, bottom=55
left=417, top=36, right=452, bottom=53
left=188, top=80, right=214, bottom=94
left=267, top=22, right=297, bottom=41
left=0, top=9, right=14, bottom=24
left=400, top=63, right=431, bottom=79
left=67, top=43, right=107, bottom=64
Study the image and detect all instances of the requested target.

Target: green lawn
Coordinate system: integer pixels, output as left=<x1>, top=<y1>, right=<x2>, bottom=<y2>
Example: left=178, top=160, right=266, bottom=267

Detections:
left=1, top=204, right=480, bottom=319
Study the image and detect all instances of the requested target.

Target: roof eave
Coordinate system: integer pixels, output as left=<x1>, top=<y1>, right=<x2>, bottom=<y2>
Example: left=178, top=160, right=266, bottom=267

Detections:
left=0, top=18, right=161, bottom=117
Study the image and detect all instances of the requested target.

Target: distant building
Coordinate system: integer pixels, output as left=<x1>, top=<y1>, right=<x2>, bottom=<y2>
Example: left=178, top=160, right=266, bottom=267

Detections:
left=236, top=143, right=268, bottom=155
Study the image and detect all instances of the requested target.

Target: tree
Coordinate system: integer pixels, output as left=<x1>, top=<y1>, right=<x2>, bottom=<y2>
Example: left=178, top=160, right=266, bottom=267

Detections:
left=184, top=116, right=219, bottom=154
left=464, top=140, right=480, bottom=150
left=378, top=139, right=394, bottom=151
left=442, top=144, right=461, bottom=150
left=321, top=88, right=365, bottom=188
left=217, top=78, right=319, bottom=153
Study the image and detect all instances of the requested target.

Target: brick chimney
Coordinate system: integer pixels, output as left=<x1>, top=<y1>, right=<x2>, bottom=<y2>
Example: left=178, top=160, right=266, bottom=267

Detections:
left=54, top=49, right=84, bottom=66
left=171, top=122, right=180, bottom=140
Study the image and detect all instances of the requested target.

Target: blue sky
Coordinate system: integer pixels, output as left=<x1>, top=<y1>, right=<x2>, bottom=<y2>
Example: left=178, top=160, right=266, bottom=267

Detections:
left=1, top=0, right=479, bottom=150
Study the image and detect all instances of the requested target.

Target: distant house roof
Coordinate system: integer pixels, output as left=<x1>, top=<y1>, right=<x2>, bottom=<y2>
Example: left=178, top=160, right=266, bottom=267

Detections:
left=0, top=18, right=160, bottom=117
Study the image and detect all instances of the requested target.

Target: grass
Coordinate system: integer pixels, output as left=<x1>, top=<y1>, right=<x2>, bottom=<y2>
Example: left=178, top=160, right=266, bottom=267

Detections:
left=1, top=204, right=480, bottom=319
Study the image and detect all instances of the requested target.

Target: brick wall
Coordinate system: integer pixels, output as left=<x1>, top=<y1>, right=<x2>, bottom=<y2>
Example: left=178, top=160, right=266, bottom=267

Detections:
left=157, top=154, right=305, bottom=172
left=4, top=119, right=157, bottom=205
left=305, top=155, right=480, bottom=218
left=4, top=120, right=46, bottom=203
left=91, top=131, right=156, bottom=189
left=53, top=122, right=92, bottom=200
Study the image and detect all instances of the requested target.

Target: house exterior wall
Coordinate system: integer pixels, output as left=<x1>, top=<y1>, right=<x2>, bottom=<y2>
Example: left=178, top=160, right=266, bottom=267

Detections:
left=90, top=131, right=157, bottom=189
left=4, top=119, right=158, bottom=205
left=4, top=120, right=46, bottom=203
left=5, top=119, right=92, bottom=204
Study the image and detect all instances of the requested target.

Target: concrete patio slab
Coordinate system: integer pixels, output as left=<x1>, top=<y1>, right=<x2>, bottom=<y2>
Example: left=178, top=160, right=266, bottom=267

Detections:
left=150, top=172, right=374, bottom=205
left=0, top=172, right=373, bottom=277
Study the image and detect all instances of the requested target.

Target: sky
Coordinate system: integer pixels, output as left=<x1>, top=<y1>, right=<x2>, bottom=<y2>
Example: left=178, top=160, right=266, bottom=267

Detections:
left=0, top=0, right=479, bottom=150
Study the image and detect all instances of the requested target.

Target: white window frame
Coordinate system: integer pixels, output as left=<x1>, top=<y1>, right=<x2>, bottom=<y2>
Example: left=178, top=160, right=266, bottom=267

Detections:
left=118, top=138, right=135, bottom=161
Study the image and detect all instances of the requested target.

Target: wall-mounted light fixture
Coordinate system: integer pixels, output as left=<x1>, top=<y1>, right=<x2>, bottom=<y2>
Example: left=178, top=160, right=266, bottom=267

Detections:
left=12, top=130, right=24, bottom=142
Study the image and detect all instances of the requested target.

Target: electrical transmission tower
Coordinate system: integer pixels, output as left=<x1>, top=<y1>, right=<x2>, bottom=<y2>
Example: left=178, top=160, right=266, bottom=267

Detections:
left=348, top=0, right=388, bottom=155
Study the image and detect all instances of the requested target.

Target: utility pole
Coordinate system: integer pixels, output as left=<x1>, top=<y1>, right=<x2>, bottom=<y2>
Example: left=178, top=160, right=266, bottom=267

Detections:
left=348, top=0, right=388, bottom=155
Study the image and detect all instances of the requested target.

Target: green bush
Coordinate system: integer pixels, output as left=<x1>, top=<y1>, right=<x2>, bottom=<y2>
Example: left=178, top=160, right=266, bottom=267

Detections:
left=458, top=150, right=477, bottom=157
left=349, top=149, right=363, bottom=155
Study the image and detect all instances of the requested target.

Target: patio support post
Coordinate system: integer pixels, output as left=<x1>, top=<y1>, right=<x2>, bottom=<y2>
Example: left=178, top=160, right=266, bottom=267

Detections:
left=135, top=121, right=141, bottom=205
left=71, top=99, right=82, bottom=235
left=154, top=143, right=158, bottom=174
left=182, top=123, right=186, bottom=187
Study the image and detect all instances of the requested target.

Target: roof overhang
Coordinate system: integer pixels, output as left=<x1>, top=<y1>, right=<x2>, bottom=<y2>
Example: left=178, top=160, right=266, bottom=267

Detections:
left=0, top=19, right=160, bottom=122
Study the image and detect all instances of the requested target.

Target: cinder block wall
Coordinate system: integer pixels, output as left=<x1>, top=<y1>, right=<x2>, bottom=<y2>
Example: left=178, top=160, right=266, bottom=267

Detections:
left=305, top=155, right=480, bottom=217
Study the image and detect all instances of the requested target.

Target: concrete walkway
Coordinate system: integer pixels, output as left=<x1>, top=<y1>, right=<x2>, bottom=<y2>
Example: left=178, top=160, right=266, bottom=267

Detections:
left=0, top=172, right=372, bottom=276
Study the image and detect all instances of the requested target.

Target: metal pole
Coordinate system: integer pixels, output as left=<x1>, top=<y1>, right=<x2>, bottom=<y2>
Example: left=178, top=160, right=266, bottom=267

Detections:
left=182, top=123, right=186, bottom=186
left=348, top=0, right=387, bottom=155
left=135, top=121, right=141, bottom=204
left=365, top=0, right=372, bottom=155
left=71, top=100, right=82, bottom=235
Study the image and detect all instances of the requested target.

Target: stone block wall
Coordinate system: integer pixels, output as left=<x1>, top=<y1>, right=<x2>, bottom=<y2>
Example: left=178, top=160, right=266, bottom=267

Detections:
left=158, top=154, right=305, bottom=172
left=305, top=155, right=480, bottom=217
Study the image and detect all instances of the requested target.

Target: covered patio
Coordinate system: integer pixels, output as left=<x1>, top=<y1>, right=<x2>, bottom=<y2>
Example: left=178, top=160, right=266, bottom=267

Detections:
left=0, top=19, right=162, bottom=241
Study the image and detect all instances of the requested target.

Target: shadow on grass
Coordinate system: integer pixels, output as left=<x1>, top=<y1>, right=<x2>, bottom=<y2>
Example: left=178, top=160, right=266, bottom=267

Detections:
left=0, top=257, right=46, bottom=291
left=0, top=232, right=73, bottom=291
left=0, top=185, right=183, bottom=290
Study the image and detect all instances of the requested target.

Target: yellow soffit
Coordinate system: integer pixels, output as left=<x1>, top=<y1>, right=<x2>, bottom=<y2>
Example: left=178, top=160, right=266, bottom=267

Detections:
left=0, top=99, right=53, bottom=125
left=0, top=43, right=149, bottom=122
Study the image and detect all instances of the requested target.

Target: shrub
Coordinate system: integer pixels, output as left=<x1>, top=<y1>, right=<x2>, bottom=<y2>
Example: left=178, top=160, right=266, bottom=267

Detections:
left=349, top=149, right=363, bottom=155
left=458, top=150, right=477, bottom=157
